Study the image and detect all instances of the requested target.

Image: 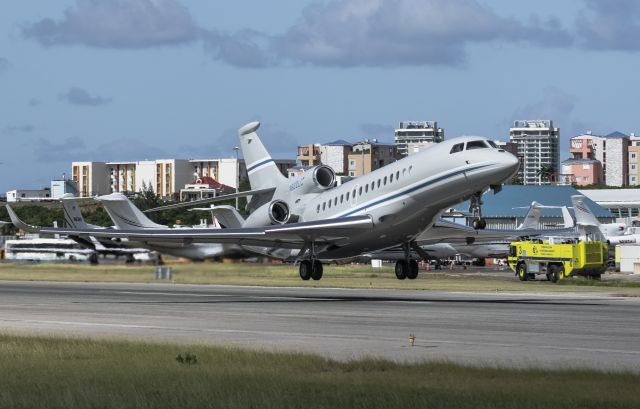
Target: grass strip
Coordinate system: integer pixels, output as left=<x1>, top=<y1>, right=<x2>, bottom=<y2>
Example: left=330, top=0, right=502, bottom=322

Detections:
left=0, top=333, right=637, bottom=409
left=0, top=262, right=639, bottom=295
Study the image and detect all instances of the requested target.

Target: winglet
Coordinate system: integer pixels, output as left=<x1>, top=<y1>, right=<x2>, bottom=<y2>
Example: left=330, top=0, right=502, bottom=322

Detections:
left=5, top=205, right=41, bottom=233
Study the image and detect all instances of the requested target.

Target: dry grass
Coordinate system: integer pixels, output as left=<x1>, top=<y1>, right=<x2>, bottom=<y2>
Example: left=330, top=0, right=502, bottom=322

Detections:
left=0, top=262, right=639, bottom=296
left=0, top=333, right=638, bottom=409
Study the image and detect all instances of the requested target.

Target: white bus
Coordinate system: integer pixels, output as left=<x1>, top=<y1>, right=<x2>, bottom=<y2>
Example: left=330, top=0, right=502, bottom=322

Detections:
left=4, top=238, right=96, bottom=262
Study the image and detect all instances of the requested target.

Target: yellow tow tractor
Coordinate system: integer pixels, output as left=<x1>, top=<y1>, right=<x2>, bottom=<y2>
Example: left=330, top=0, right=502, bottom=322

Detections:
left=507, top=238, right=608, bottom=282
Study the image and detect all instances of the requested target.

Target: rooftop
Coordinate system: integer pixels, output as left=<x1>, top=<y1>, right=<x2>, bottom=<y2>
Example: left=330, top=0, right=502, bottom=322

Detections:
left=451, top=185, right=611, bottom=218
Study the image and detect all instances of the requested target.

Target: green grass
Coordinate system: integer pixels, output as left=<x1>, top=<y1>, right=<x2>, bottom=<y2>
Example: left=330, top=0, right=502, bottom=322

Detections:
left=0, top=333, right=638, bottom=409
left=1, top=262, right=640, bottom=295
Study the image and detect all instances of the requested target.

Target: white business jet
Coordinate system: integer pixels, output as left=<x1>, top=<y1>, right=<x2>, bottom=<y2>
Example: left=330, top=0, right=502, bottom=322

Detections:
left=8, top=122, right=519, bottom=281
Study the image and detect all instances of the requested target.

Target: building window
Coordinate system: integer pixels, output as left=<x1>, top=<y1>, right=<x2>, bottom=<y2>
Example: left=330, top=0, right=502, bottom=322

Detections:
left=349, top=171, right=355, bottom=177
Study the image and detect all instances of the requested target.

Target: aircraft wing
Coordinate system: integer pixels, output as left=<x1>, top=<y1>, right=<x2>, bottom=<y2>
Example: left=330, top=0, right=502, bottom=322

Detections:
left=10, top=206, right=373, bottom=249
left=144, top=187, right=276, bottom=213
left=419, top=219, right=576, bottom=245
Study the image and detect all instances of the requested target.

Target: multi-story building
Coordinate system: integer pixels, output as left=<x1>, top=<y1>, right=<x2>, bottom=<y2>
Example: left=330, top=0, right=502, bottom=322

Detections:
left=560, top=135, right=603, bottom=186
left=628, top=133, right=640, bottom=186
left=72, top=161, right=109, bottom=196
left=597, top=132, right=630, bottom=187
left=296, top=144, right=321, bottom=167
left=320, top=140, right=352, bottom=175
left=347, top=142, right=399, bottom=177
left=509, top=120, right=560, bottom=185
left=73, top=157, right=294, bottom=199
left=394, top=121, right=444, bottom=157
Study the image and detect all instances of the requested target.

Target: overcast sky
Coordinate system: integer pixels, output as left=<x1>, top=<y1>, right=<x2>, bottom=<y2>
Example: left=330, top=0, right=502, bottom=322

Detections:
left=1, top=0, right=639, bottom=192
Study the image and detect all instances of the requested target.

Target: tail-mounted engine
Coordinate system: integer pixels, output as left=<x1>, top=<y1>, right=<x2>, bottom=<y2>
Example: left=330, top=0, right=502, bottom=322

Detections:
left=268, top=200, right=290, bottom=224
left=288, top=165, right=336, bottom=195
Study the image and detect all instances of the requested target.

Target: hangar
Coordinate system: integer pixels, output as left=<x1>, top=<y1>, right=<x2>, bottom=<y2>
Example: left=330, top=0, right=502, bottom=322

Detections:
left=449, top=185, right=613, bottom=230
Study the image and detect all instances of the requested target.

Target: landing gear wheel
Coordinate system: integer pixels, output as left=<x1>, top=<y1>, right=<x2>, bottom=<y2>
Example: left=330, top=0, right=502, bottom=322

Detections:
left=548, top=265, right=559, bottom=283
left=311, top=260, right=323, bottom=281
left=472, top=218, right=487, bottom=230
left=299, top=260, right=312, bottom=281
left=517, top=263, right=528, bottom=281
left=406, top=260, right=419, bottom=280
left=395, top=260, right=408, bottom=280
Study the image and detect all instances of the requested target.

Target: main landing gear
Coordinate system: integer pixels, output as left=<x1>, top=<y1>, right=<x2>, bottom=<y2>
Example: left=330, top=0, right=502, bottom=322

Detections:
left=469, top=191, right=487, bottom=230
left=394, top=242, right=421, bottom=280
left=298, top=241, right=323, bottom=281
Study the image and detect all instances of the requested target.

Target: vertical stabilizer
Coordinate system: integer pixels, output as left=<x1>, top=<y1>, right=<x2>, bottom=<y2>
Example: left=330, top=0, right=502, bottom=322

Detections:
left=571, top=195, right=600, bottom=227
left=518, top=201, right=542, bottom=230
left=98, top=193, right=166, bottom=229
left=60, top=194, right=89, bottom=228
left=238, top=122, right=287, bottom=190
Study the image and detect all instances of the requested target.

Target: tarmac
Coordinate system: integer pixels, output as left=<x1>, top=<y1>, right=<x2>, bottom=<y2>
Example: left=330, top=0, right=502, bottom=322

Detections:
left=1, top=280, right=639, bottom=372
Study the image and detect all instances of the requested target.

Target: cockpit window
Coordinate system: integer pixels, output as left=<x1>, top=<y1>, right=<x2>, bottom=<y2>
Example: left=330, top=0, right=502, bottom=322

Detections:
left=450, top=143, right=464, bottom=154
left=466, top=140, right=489, bottom=150
left=487, top=140, right=498, bottom=148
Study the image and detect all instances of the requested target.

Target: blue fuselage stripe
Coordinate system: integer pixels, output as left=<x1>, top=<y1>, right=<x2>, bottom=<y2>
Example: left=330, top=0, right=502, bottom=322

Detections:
left=338, top=164, right=491, bottom=218
left=248, top=159, right=274, bottom=172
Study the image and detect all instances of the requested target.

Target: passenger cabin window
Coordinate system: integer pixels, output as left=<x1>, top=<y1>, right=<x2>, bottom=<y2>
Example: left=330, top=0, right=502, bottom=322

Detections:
left=334, top=197, right=337, bottom=206
left=365, top=185, right=369, bottom=193
left=371, top=181, right=375, bottom=190
left=466, top=140, right=489, bottom=150
left=390, top=173, right=394, bottom=183
left=359, top=187, right=363, bottom=195
left=317, top=204, right=320, bottom=213
left=377, top=179, right=381, bottom=188
left=396, top=171, right=400, bottom=180
left=322, top=203, right=326, bottom=211
left=450, top=143, right=464, bottom=153
left=340, top=194, right=344, bottom=203
left=384, top=176, right=387, bottom=185
left=346, top=192, right=350, bottom=201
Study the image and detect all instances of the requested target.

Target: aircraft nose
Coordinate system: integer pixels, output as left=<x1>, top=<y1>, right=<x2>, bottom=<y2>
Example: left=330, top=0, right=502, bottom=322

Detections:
left=502, top=153, right=520, bottom=176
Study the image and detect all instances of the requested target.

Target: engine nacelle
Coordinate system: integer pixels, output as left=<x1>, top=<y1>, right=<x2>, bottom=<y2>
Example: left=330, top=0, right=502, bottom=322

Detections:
left=287, top=165, right=336, bottom=195
left=268, top=200, right=290, bottom=224
left=243, top=200, right=296, bottom=227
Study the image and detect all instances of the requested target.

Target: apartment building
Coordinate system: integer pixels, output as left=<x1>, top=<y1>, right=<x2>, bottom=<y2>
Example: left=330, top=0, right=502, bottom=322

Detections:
left=296, top=144, right=321, bottom=167
left=560, top=135, right=603, bottom=186
left=627, top=133, right=640, bottom=186
left=509, top=120, right=560, bottom=185
left=394, top=121, right=444, bottom=157
left=347, top=142, right=399, bottom=177
left=71, top=161, right=109, bottom=196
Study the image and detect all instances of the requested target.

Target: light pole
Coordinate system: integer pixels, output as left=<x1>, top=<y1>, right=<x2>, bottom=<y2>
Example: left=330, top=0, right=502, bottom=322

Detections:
left=233, top=146, right=240, bottom=210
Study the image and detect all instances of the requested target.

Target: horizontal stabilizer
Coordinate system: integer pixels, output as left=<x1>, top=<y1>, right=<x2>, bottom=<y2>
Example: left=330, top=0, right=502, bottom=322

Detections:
left=144, top=187, right=276, bottom=213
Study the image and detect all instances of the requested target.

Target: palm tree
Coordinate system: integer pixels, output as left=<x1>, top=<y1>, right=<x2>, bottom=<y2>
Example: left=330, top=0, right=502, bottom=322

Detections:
left=536, top=165, right=555, bottom=183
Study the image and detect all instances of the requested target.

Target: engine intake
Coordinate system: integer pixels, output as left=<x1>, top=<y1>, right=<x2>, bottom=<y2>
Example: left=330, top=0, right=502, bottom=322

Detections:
left=313, top=165, right=336, bottom=189
left=268, top=200, right=290, bottom=224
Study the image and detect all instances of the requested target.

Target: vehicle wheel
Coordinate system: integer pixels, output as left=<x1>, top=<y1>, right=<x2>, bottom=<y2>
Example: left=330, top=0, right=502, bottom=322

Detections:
left=89, top=252, right=99, bottom=265
left=548, top=265, right=558, bottom=283
left=517, top=263, right=528, bottom=281
left=558, top=266, right=566, bottom=280
left=479, top=219, right=487, bottom=229
left=406, top=260, right=419, bottom=280
left=591, top=274, right=601, bottom=280
left=395, top=260, right=408, bottom=280
left=299, top=260, right=312, bottom=281
left=311, top=260, right=323, bottom=280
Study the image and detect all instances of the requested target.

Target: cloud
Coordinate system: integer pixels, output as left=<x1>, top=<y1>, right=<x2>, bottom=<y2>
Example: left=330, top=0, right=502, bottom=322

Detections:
left=33, top=136, right=168, bottom=162
left=33, top=136, right=87, bottom=162
left=22, top=0, right=198, bottom=48
left=512, top=87, right=576, bottom=122
left=201, top=29, right=274, bottom=68
left=270, top=0, right=573, bottom=67
left=576, top=0, right=640, bottom=50
left=2, top=125, right=35, bottom=135
left=360, top=123, right=395, bottom=142
left=179, top=121, right=299, bottom=159
left=60, top=87, right=112, bottom=106
left=27, top=98, right=42, bottom=107
left=0, top=57, right=9, bottom=73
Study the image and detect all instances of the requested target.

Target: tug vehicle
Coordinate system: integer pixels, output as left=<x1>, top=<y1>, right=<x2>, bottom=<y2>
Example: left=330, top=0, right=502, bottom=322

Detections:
left=507, top=238, right=608, bottom=282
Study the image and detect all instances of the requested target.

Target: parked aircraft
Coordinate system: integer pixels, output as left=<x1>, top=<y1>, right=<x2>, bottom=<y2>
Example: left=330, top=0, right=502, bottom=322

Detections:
left=572, top=195, right=635, bottom=245
left=7, top=121, right=519, bottom=281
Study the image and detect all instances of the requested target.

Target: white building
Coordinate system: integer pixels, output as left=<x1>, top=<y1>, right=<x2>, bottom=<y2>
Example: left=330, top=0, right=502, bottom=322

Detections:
left=509, top=120, right=560, bottom=185
left=6, top=189, right=51, bottom=202
left=394, top=121, right=444, bottom=157
left=320, top=140, right=352, bottom=175
left=71, top=162, right=109, bottom=196
left=51, top=179, right=78, bottom=199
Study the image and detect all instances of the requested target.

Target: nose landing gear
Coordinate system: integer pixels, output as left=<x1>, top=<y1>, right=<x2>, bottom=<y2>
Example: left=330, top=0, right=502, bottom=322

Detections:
left=394, top=242, right=421, bottom=280
left=469, top=191, right=487, bottom=230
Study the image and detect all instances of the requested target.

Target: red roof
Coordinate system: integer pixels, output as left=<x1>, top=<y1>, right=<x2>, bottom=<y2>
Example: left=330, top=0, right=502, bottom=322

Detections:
left=196, top=176, right=233, bottom=190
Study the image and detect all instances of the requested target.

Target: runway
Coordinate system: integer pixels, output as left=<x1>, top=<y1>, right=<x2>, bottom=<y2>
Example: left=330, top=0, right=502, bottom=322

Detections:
left=1, top=280, right=639, bottom=372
